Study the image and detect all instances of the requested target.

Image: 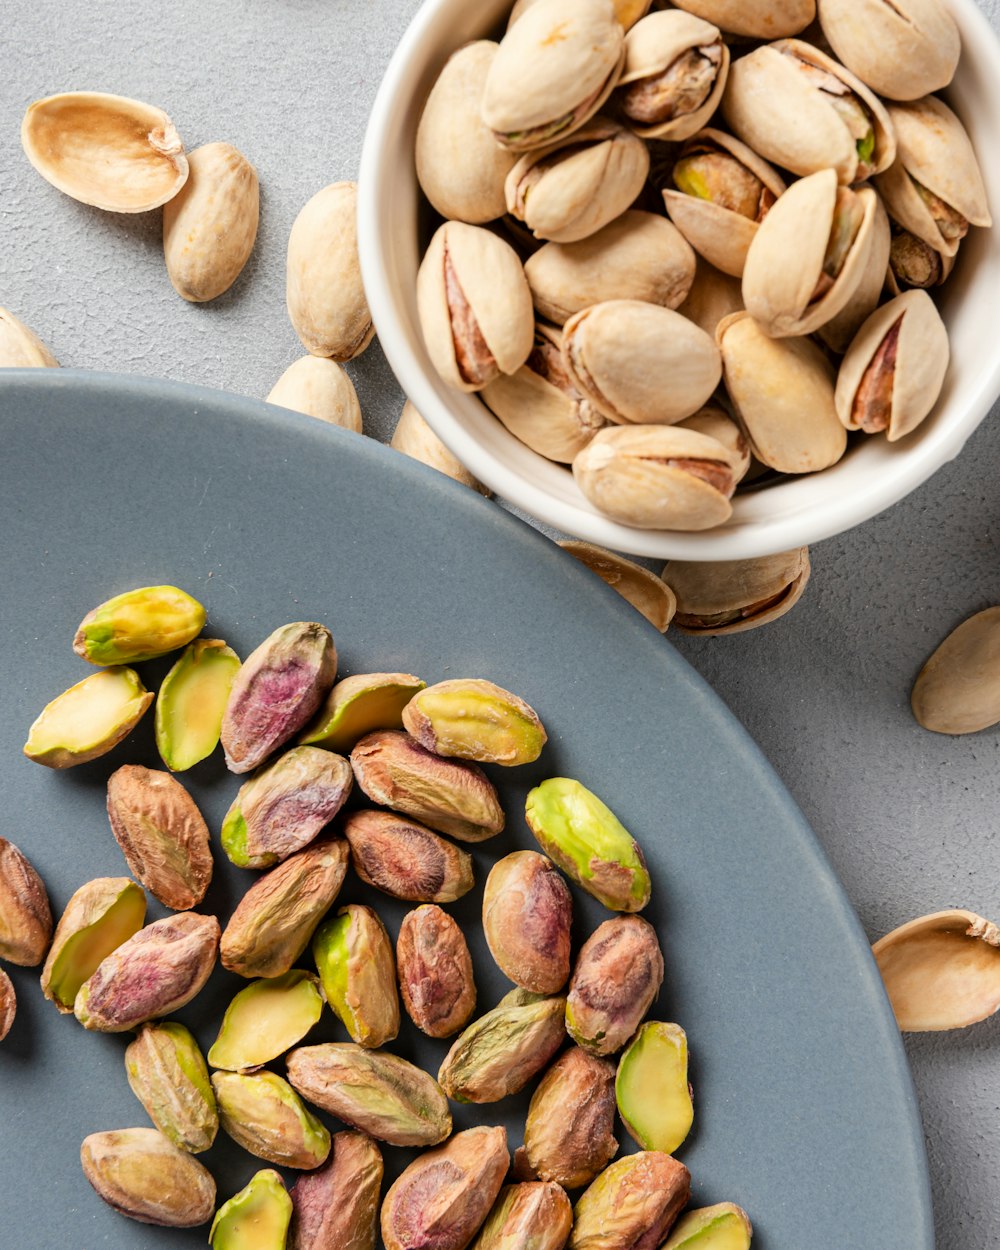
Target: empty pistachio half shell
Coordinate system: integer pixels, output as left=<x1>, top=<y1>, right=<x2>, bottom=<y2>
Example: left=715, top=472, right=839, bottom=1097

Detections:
left=665, top=548, right=810, bottom=636
left=911, top=607, right=1000, bottom=735
left=0, top=307, right=58, bottom=367
left=560, top=541, right=677, bottom=632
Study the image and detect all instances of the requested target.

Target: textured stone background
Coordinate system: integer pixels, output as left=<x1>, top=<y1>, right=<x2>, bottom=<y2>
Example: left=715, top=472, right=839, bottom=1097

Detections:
left=4, top=1, right=1000, bottom=1245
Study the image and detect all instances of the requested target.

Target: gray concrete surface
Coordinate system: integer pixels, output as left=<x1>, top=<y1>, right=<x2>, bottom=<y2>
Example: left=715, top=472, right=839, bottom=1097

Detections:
left=3, top=1, right=999, bottom=1245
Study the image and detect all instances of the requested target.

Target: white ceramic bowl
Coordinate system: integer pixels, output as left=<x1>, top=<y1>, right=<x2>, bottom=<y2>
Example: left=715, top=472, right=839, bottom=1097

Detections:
left=358, top=0, right=1000, bottom=560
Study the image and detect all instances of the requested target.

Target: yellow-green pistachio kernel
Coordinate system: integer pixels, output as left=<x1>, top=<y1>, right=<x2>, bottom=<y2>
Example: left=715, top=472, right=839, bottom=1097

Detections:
left=81, top=1127, right=216, bottom=1228
left=289, top=1130, right=384, bottom=1250
left=570, top=1152, right=690, bottom=1250
left=313, top=904, right=400, bottom=1048
left=155, top=638, right=240, bottom=771
left=472, top=1182, right=574, bottom=1250
left=41, top=877, right=146, bottom=1011
left=213, top=1069, right=332, bottom=1169
left=661, top=1203, right=753, bottom=1250
left=23, top=666, right=153, bottom=769
left=125, top=1021, right=218, bottom=1153
left=402, top=678, right=547, bottom=766
left=301, top=672, right=426, bottom=752
left=73, top=584, right=206, bottom=666
left=566, top=915, right=664, bottom=1056
left=615, top=1021, right=693, bottom=1153
left=208, top=969, right=324, bottom=1071
left=0, top=837, right=52, bottom=966
left=210, top=1169, right=292, bottom=1250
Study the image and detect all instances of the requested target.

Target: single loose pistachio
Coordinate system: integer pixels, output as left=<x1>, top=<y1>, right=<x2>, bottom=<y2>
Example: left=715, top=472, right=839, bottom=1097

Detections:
left=391, top=401, right=491, bottom=493
left=560, top=541, right=677, bottom=632
left=472, top=1183, right=574, bottom=1250
left=0, top=969, right=15, bottom=1041
left=381, top=1126, right=509, bottom=1250
left=567, top=915, right=664, bottom=1055
left=344, top=810, right=475, bottom=903
left=889, top=226, right=953, bottom=291
left=817, top=0, right=959, bottom=101
left=162, top=141, right=259, bottom=302
left=23, top=666, right=153, bottom=768
left=519, top=1046, right=618, bottom=1189
left=106, top=765, right=213, bottom=910
left=676, top=256, right=744, bottom=339
left=402, top=678, right=547, bottom=767
left=221, top=745, right=353, bottom=869
left=483, top=851, right=572, bottom=994
left=302, top=672, right=425, bottom=752
left=0, top=306, right=58, bottom=366
left=397, top=904, right=477, bottom=1038
left=417, top=221, right=535, bottom=392
left=287, top=182, right=374, bottom=360
left=0, top=837, right=52, bottom=966
left=314, top=905, right=400, bottom=1048
left=155, top=638, right=240, bottom=772
left=73, top=584, right=205, bottom=665
left=40, top=877, right=146, bottom=1011
left=670, top=0, right=814, bottom=38
left=221, top=621, right=337, bottom=773
left=75, top=912, right=219, bottom=1032
left=214, top=1069, right=332, bottom=1169
left=211, top=1170, right=292, bottom=1250
left=873, top=910, right=1000, bottom=1031
left=351, top=730, right=504, bottom=841
left=616, top=1022, right=693, bottom=1153
left=911, top=607, right=1000, bottom=735
left=818, top=190, right=891, bottom=356
left=290, top=1131, right=384, bottom=1250
left=208, top=969, right=324, bottom=1070
left=220, top=837, right=349, bottom=978
left=287, top=1043, right=452, bottom=1147
left=569, top=1152, right=691, bottom=1250
left=482, top=0, right=625, bottom=152
left=835, top=290, right=949, bottom=443
left=125, top=1021, right=218, bottom=1153
left=438, top=988, right=567, bottom=1103
left=268, top=357, right=364, bottom=432
left=661, top=1204, right=753, bottom=1250
left=677, top=407, right=750, bottom=483
left=22, top=92, right=188, bottom=212
left=81, top=1127, right=216, bottom=1227
left=664, top=549, right=811, bottom=636
left=526, top=777, right=650, bottom=911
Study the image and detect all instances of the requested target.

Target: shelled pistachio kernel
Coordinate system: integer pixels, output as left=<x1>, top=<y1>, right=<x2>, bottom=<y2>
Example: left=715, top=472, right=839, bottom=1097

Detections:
left=661, top=1202, right=753, bottom=1250
left=41, top=878, right=146, bottom=1011
left=402, top=678, right=546, bottom=766
left=23, top=667, right=153, bottom=769
left=213, top=1069, right=331, bottom=1170
left=313, top=905, right=400, bottom=1048
left=211, top=1169, right=292, bottom=1249
left=208, top=970, right=324, bottom=1070
left=155, top=638, right=240, bottom=771
left=0, top=837, right=52, bottom=966
left=73, top=584, right=205, bottom=665
left=301, top=671, right=426, bottom=751
left=616, top=1021, right=694, bottom=1153
left=125, top=1021, right=218, bottom=1153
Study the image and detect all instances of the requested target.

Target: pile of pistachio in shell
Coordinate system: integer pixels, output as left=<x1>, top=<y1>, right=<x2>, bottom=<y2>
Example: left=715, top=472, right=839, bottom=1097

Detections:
left=3, top=583, right=754, bottom=1249
left=413, top=0, right=990, bottom=534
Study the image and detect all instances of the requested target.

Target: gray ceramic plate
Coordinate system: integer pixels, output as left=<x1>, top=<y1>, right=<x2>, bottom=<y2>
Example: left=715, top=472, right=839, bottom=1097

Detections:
left=0, top=372, right=931, bottom=1250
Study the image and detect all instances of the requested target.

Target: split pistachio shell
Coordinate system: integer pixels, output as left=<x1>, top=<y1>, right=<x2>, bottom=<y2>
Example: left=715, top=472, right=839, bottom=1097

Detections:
left=676, top=257, right=744, bottom=339
left=717, top=312, right=847, bottom=474
left=303, top=672, right=426, bottom=752
left=0, top=307, right=58, bottom=366
left=874, top=96, right=991, bottom=259
left=509, top=0, right=651, bottom=30
left=391, top=401, right=491, bottom=494
left=268, top=357, right=363, bottom=432
left=819, top=189, right=891, bottom=355
left=569, top=1152, right=691, bottom=1250
left=617, top=11, right=730, bottom=142
left=22, top=91, right=188, bottom=212
left=397, top=905, right=477, bottom=1038
left=483, top=851, right=572, bottom=993
left=817, top=0, right=959, bottom=101
left=835, top=290, right=949, bottom=442
left=573, top=424, right=739, bottom=531
left=344, top=809, right=475, bottom=903
left=873, top=910, right=1000, bottom=1030
left=125, top=1022, right=218, bottom=1153
left=566, top=915, right=664, bottom=1055
left=889, top=227, right=954, bottom=292
left=616, top=1022, right=694, bottom=1154
left=505, top=119, right=650, bottom=244
left=74, top=584, right=205, bottom=665
left=661, top=1204, right=753, bottom=1250
left=41, top=878, right=146, bottom=1011
left=0, top=970, right=14, bottom=1041
left=208, top=970, right=324, bottom=1070
left=473, top=1183, right=574, bottom=1250
left=663, top=130, right=785, bottom=279
left=0, top=838, right=52, bottom=966
left=155, top=638, right=240, bottom=772
left=911, top=607, right=1000, bottom=735
left=287, top=182, right=374, bottom=360
left=23, top=666, right=153, bottom=769
left=214, top=1070, right=331, bottom=1169
left=211, top=1170, right=292, bottom=1249
left=665, top=548, right=810, bottom=636
left=677, top=407, right=750, bottom=482
left=520, top=1046, right=618, bottom=1188
left=563, top=301, right=721, bottom=425
left=722, top=40, right=895, bottom=185
left=559, top=541, right=677, bottom=631
left=482, top=0, right=625, bottom=151
left=670, top=0, right=814, bottom=38
left=417, top=42, right=518, bottom=223
left=402, top=678, right=546, bottom=766
left=743, top=171, right=877, bottom=337
left=289, top=1130, right=384, bottom=1250
left=313, top=905, right=400, bottom=1048
left=526, top=211, right=696, bottom=326
left=81, top=1128, right=216, bottom=1228
left=418, top=221, right=534, bottom=392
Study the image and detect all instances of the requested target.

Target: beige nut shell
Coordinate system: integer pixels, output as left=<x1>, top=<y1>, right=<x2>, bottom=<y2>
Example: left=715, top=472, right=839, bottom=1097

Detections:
left=819, top=189, right=891, bottom=355
left=677, top=406, right=750, bottom=482
left=911, top=606, right=1000, bottom=735
left=267, top=357, right=363, bottom=433
left=559, top=541, right=677, bottom=631
left=670, top=0, right=815, bottom=38
left=664, top=548, right=810, bottom=635
left=0, top=307, right=58, bottom=367
left=509, top=0, right=651, bottom=30
left=21, top=91, right=188, bottom=213
left=391, top=401, right=489, bottom=494
left=835, top=289, right=949, bottom=442
left=676, top=258, right=744, bottom=339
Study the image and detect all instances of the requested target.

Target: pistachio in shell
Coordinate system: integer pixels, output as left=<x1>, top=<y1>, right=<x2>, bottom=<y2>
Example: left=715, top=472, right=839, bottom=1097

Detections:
left=208, top=969, right=324, bottom=1071
left=397, top=904, right=477, bottom=1038
left=381, top=1126, right=509, bottom=1250
left=22, top=92, right=188, bottom=212
left=286, top=1043, right=452, bottom=1147
left=302, top=672, right=426, bottom=752
left=910, top=607, right=1000, bottom=736
left=817, top=0, right=959, bottom=101
left=670, top=0, right=814, bottom=38
left=73, top=584, right=205, bottom=665
left=569, top=1152, right=691, bottom=1250
left=391, top=401, right=491, bottom=494
left=344, top=809, right=475, bottom=903
left=402, top=678, right=546, bottom=767
left=0, top=969, right=14, bottom=1041
left=889, top=226, right=954, bottom=292
left=473, top=1183, right=574, bottom=1250
left=519, top=1046, right=618, bottom=1189
left=0, top=837, right=52, bottom=967
left=313, top=905, right=400, bottom=1049
left=417, top=221, right=534, bottom=392
left=211, top=1170, right=292, bottom=1249
left=818, top=189, right=891, bottom=356
left=155, top=638, right=240, bottom=772
left=509, top=0, right=651, bottom=30
left=483, top=851, right=572, bottom=994
left=125, top=1021, right=218, bottom=1153
left=616, top=1022, right=694, bottom=1154
left=268, top=357, right=364, bottom=432
left=482, top=0, right=625, bottom=151
left=835, top=289, right=949, bottom=443
left=664, top=548, right=811, bottom=636
left=23, top=666, right=153, bottom=769
left=661, top=1204, right=753, bottom=1250
left=81, top=1127, right=216, bottom=1227
left=41, top=877, right=146, bottom=1011
left=214, top=1069, right=332, bottom=1169
left=559, top=541, right=677, bottom=632
left=676, top=256, right=744, bottom=340
left=566, top=915, right=664, bottom=1056
left=289, top=1130, right=384, bottom=1250
left=676, top=406, right=750, bottom=483
left=0, top=306, right=58, bottom=367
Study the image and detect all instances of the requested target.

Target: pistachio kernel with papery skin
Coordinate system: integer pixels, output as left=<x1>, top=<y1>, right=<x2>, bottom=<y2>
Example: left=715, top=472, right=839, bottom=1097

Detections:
left=0, top=837, right=52, bottom=966
left=313, top=905, right=400, bottom=1048
left=41, top=878, right=146, bottom=1011
left=344, top=810, right=475, bottom=904
left=211, top=1169, right=292, bottom=1250
left=81, top=1127, right=216, bottom=1228
left=483, top=851, right=572, bottom=994
left=213, top=1069, right=331, bottom=1170
left=397, top=905, right=477, bottom=1038
left=155, top=639, right=240, bottom=772
left=0, top=970, right=16, bottom=1041
left=23, top=666, right=153, bottom=769
left=520, top=1046, right=618, bottom=1189
left=208, top=969, right=324, bottom=1071
left=402, top=679, right=547, bottom=766
left=472, top=1183, right=574, bottom=1250
left=125, top=1021, right=218, bottom=1153
left=566, top=915, right=664, bottom=1056
left=569, top=1151, right=691, bottom=1250
left=289, top=1130, right=384, bottom=1250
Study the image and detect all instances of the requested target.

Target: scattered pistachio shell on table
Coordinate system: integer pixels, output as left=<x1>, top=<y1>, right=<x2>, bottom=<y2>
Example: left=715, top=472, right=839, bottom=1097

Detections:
left=661, top=1203, right=753, bottom=1250
left=81, top=1127, right=216, bottom=1228
left=518, top=1046, right=618, bottom=1189
left=21, top=91, right=188, bottom=212
left=208, top=969, right=324, bottom=1071
left=303, top=671, right=425, bottom=752
left=677, top=406, right=750, bottom=482
left=0, top=837, right=52, bottom=967
left=873, top=910, right=1000, bottom=1031
left=155, top=638, right=240, bottom=772
left=74, top=584, right=205, bottom=666
left=889, top=225, right=954, bottom=292
left=287, top=181, right=374, bottom=360
left=289, top=1130, right=384, bottom=1250
left=162, top=141, right=258, bottom=302
left=23, top=666, right=151, bottom=768
left=560, top=541, right=677, bottom=631
left=616, top=1022, right=694, bottom=1154
left=0, top=306, right=58, bottom=367
left=569, top=1151, right=691, bottom=1250
left=472, top=1183, right=574, bottom=1250
left=41, top=878, right=146, bottom=1011
left=835, top=289, right=949, bottom=442
left=214, top=1069, right=332, bottom=1169
left=397, top=904, right=477, bottom=1038
left=344, top=810, right=475, bottom=903
left=525, top=210, right=696, bottom=326
left=125, top=1021, right=218, bottom=1154
left=482, top=0, right=625, bottom=151
left=0, top=969, right=15, bottom=1041
left=402, top=678, right=546, bottom=766
left=817, top=0, right=959, bottom=101
left=268, top=357, right=363, bottom=432
left=910, top=607, right=1000, bottom=735
left=670, top=0, right=814, bottom=38
left=818, top=189, right=891, bottom=355
left=566, top=915, right=664, bottom=1055
left=665, top=548, right=811, bottom=636
left=483, top=850, right=572, bottom=993
left=211, top=1169, right=291, bottom=1249
left=390, top=401, right=491, bottom=494
left=676, top=257, right=744, bottom=339
left=313, top=905, right=400, bottom=1049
